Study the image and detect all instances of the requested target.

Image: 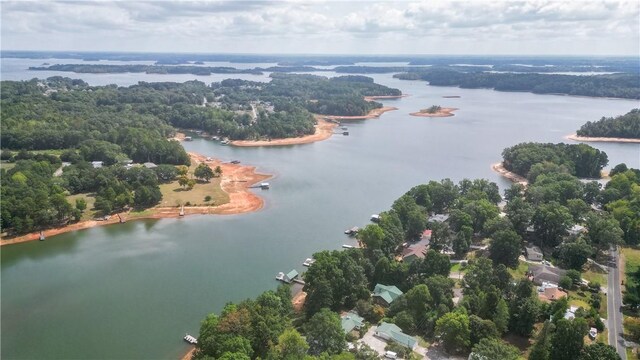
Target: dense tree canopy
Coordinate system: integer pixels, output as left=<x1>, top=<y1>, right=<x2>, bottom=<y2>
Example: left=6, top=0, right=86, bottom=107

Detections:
left=577, top=109, right=640, bottom=139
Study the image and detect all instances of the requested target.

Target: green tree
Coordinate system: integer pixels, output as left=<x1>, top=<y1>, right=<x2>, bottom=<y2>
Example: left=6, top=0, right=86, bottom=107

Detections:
left=194, top=163, right=214, bottom=182
left=470, top=338, right=520, bottom=360
left=579, top=343, right=621, bottom=360
left=305, top=308, right=346, bottom=355
left=274, top=328, right=309, bottom=360
left=529, top=320, right=553, bottom=360
left=584, top=212, right=624, bottom=252
left=435, top=310, right=471, bottom=354
left=75, top=198, right=87, bottom=211
left=421, top=250, right=451, bottom=278
left=532, top=201, right=573, bottom=247
left=550, top=318, right=588, bottom=360
left=554, top=239, right=593, bottom=270
left=357, top=224, right=384, bottom=250
left=469, top=315, right=499, bottom=346
left=493, top=298, right=510, bottom=334
left=505, top=197, right=534, bottom=236
left=489, top=229, right=522, bottom=268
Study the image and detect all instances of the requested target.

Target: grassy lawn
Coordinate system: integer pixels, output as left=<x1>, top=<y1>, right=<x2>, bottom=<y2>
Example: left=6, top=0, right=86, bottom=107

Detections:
left=582, top=264, right=608, bottom=288
left=66, top=193, right=97, bottom=221
left=622, top=247, right=640, bottom=287
left=158, top=177, right=228, bottom=207
left=567, top=289, right=607, bottom=318
left=597, top=327, right=608, bottom=344
left=508, top=260, right=529, bottom=280
left=627, top=347, right=635, bottom=359
left=0, top=161, right=16, bottom=171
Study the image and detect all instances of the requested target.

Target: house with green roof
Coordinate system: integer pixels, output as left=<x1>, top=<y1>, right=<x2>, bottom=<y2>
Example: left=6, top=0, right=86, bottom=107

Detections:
left=340, top=311, right=365, bottom=334
left=372, top=284, right=403, bottom=307
left=374, top=322, right=417, bottom=350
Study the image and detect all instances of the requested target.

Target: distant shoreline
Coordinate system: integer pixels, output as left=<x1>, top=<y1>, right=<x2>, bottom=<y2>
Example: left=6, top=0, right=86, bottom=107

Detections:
left=322, top=106, right=398, bottom=121
left=410, top=107, right=458, bottom=118
left=565, top=134, right=640, bottom=144
left=231, top=117, right=337, bottom=147
left=363, top=94, right=409, bottom=101
left=0, top=153, right=270, bottom=247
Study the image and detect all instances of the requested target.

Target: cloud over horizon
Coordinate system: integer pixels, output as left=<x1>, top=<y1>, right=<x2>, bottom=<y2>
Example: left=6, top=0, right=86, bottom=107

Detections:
left=1, top=0, right=638, bottom=55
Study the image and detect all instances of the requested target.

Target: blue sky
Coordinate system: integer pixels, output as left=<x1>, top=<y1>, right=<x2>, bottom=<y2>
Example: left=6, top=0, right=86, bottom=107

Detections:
left=2, top=0, right=639, bottom=55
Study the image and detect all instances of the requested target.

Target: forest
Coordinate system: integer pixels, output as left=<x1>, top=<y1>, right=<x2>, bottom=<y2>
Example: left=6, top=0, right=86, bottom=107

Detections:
left=576, top=109, right=640, bottom=139
left=393, top=69, right=640, bottom=99
left=193, top=162, right=637, bottom=359
left=501, top=142, right=609, bottom=179
left=29, top=64, right=263, bottom=75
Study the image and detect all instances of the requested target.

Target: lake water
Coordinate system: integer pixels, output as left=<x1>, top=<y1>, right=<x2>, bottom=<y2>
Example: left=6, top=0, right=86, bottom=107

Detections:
left=2, top=59, right=639, bottom=359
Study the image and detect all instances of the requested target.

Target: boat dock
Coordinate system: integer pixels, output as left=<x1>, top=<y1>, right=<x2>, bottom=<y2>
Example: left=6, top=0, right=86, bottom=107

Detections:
left=183, top=334, right=197, bottom=345
left=344, top=226, right=360, bottom=236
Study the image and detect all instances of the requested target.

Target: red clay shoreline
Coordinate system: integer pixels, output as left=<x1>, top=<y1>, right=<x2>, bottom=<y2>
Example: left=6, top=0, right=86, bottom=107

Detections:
left=0, top=153, right=270, bottom=247
left=491, top=162, right=528, bottom=186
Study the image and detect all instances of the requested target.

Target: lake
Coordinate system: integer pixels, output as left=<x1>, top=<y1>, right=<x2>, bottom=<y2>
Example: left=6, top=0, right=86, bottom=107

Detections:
left=2, top=59, right=638, bottom=359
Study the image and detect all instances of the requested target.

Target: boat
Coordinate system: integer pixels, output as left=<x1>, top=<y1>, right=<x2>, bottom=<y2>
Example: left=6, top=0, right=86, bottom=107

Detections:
left=39, top=231, right=45, bottom=241
left=344, top=226, right=360, bottom=235
left=184, top=334, right=198, bottom=345
left=341, top=126, right=348, bottom=130
left=370, top=214, right=380, bottom=222
left=275, top=272, right=285, bottom=281
left=230, top=160, right=241, bottom=164
left=221, top=139, right=230, bottom=145
left=179, top=205, right=185, bottom=217
left=184, top=136, right=193, bottom=141
left=260, top=182, right=270, bottom=189
left=303, top=258, right=316, bottom=267
left=342, top=244, right=355, bottom=249
left=342, top=131, right=349, bottom=136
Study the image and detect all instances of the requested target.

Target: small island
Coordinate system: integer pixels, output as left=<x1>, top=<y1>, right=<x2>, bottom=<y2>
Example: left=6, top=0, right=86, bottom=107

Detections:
left=410, top=105, right=458, bottom=117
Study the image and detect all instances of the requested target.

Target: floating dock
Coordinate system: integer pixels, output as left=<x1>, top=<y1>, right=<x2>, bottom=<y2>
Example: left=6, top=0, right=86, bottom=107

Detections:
left=183, top=334, right=198, bottom=345
left=303, top=258, right=316, bottom=267
left=344, top=226, right=360, bottom=235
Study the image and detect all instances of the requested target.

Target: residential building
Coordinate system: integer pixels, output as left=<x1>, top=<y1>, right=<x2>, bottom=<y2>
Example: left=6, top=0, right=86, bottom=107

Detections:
left=373, top=284, right=403, bottom=307
left=341, top=312, right=365, bottom=334
left=374, top=322, right=417, bottom=350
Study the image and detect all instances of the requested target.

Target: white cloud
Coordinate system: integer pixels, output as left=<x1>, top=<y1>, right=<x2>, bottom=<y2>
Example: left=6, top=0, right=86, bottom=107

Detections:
left=1, top=0, right=638, bottom=55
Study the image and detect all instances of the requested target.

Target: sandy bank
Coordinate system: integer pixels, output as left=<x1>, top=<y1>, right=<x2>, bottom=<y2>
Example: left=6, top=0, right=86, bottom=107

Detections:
left=172, top=131, right=187, bottom=141
left=492, top=162, right=528, bottom=186
left=323, top=106, right=398, bottom=121
left=180, top=347, right=196, bottom=360
left=231, top=117, right=337, bottom=147
left=410, top=107, right=458, bottom=118
left=1, top=153, right=270, bottom=247
left=363, top=94, right=409, bottom=101
left=565, top=134, right=640, bottom=144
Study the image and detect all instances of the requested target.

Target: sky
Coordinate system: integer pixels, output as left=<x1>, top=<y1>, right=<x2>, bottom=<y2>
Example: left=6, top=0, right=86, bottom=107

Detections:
left=1, top=0, right=639, bottom=56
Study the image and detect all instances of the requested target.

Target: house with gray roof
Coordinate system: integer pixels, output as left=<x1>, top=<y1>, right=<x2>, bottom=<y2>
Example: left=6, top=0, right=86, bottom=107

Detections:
left=373, top=284, right=403, bottom=307
left=528, top=263, right=567, bottom=285
left=341, top=312, right=365, bottom=334
left=525, top=244, right=543, bottom=261
left=374, top=322, right=417, bottom=350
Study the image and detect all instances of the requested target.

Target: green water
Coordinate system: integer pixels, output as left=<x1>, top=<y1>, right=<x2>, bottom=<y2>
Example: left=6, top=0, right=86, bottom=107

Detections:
left=2, top=68, right=639, bottom=359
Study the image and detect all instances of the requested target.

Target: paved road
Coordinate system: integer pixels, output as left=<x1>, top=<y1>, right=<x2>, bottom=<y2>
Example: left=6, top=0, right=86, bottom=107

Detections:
left=608, top=247, right=627, bottom=359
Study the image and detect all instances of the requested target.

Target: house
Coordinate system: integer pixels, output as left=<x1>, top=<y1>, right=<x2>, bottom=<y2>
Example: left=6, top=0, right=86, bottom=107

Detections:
left=525, top=245, right=544, bottom=261
left=538, top=286, right=568, bottom=303
left=421, top=229, right=432, bottom=241
left=428, top=214, right=449, bottom=223
left=568, top=225, right=586, bottom=236
left=341, top=312, right=365, bottom=334
left=373, top=284, right=403, bottom=307
left=374, top=322, right=417, bottom=350
left=91, top=161, right=103, bottom=168
left=402, top=243, right=428, bottom=263
left=564, top=305, right=579, bottom=320
left=143, top=162, right=158, bottom=169
left=528, top=264, right=567, bottom=285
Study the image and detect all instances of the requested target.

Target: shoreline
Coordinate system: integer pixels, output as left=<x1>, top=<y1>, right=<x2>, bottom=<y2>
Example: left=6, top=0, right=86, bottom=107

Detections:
left=322, top=106, right=398, bottom=121
left=0, top=153, right=270, bottom=247
left=491, top=162, right=528, bottom=186
left=410, top=107, right=458, bottom=118
left=363, top=94, right=409, bottom=102
left=565, top=134, right=640, bottom=144
left=231, top=117, right=337, bottom=147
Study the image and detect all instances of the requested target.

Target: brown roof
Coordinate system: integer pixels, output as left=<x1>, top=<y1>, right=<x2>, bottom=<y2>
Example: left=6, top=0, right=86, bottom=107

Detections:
left=538, top=287, right=568, bottom=303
